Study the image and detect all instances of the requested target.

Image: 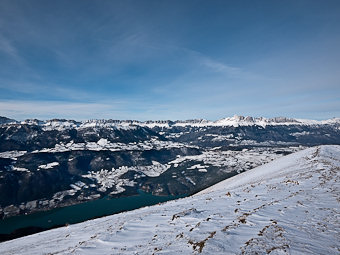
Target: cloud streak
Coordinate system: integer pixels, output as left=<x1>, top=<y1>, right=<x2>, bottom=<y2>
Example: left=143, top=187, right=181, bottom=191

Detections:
left=0, top=100, right=192, bottom=121
left=0, top=34, right=24, bottom=65
left=0, top=101, right=121, bottom=121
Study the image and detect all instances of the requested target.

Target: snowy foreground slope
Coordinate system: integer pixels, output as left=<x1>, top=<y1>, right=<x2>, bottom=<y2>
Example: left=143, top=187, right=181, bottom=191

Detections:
left=1, top=146, right=339, bottom=254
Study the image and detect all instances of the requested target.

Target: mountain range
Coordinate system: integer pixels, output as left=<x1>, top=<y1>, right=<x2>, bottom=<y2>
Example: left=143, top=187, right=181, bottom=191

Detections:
left=0, top=115, right=339, bottom=240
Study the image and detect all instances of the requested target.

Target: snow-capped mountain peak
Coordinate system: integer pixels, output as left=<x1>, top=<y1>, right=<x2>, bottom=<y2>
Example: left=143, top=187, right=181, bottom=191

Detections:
left=213, top=115, right=339, bottom=127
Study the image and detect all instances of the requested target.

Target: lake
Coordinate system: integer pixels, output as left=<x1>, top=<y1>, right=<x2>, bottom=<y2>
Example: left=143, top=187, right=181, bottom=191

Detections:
left=0, top=191, right=183, bottom=238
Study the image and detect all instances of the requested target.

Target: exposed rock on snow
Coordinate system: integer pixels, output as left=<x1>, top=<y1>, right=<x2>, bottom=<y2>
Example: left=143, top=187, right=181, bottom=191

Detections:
left=1, top=145, right=339, bottom=254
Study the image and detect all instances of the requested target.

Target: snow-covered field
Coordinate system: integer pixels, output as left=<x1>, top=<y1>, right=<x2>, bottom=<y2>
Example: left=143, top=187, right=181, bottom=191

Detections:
left=0, top=139, right=197, bottom=158
left=0, top=145, right=339, bottom=254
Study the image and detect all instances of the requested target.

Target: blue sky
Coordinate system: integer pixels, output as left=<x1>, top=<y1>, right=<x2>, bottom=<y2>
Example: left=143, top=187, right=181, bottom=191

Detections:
left=0, top=0, right=339, bottom=121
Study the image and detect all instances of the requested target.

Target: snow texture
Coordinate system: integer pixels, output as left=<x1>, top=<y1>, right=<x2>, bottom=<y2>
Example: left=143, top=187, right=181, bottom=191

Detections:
left=38, top=162, right=59, bottom=170
left=0, top=145, right=339, bottom=254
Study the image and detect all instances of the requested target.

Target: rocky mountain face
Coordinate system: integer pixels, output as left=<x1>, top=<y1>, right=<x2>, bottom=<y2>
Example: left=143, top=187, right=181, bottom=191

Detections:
left=0, top=116, right=339, bottom=219
left=0, top=117, right=16, bottom=125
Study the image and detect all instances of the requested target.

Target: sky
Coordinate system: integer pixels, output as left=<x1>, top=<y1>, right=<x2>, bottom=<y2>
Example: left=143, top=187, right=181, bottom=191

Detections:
left=0, top=0, right=339, bottom=121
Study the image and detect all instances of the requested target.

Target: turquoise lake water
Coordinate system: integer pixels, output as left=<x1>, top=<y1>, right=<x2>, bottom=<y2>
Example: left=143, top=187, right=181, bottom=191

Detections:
left=0, top=191, right=183, bottom=234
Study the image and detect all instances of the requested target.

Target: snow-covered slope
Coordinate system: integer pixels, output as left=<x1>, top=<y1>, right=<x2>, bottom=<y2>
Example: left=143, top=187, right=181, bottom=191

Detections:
left=1, top=145, right=339, bottom=254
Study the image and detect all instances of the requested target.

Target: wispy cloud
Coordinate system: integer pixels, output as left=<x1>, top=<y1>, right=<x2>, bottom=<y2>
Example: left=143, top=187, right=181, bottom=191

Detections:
left=0, top=100, right=121, bottom=121
left=180, top=48, right=242, bottom=75
left=0, top=99, right=224, bottom=121
left=200, top=57, right=240, bottom=74
left=0, top=32, right=43, bottom=80
left=0, top=34, right=22, bottom=63
left=0, top=79, right=96, bottom=101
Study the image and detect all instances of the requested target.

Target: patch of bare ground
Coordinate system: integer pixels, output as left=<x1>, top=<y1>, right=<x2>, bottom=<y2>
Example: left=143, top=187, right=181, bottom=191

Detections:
left=241, top=221, right=289, bottom=254
left=188, top=231, right=216, bottom=253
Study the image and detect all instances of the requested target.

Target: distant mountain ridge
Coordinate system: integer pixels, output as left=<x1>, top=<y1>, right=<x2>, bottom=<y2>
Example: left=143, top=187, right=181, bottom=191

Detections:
left=1, top=115, right=339, bottom=130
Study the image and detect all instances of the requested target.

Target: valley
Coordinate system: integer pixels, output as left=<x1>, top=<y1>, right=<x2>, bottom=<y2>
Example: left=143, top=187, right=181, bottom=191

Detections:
left=0, top=115, right=339, bottom=241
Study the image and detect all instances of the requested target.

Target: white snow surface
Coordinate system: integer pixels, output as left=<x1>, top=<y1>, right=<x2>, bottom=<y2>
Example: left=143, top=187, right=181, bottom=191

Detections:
left=1, top=145, right=339, bottom=254
left=38, top=162, right=59, bottom=170
left=0, top=151, right=27, bottom=159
